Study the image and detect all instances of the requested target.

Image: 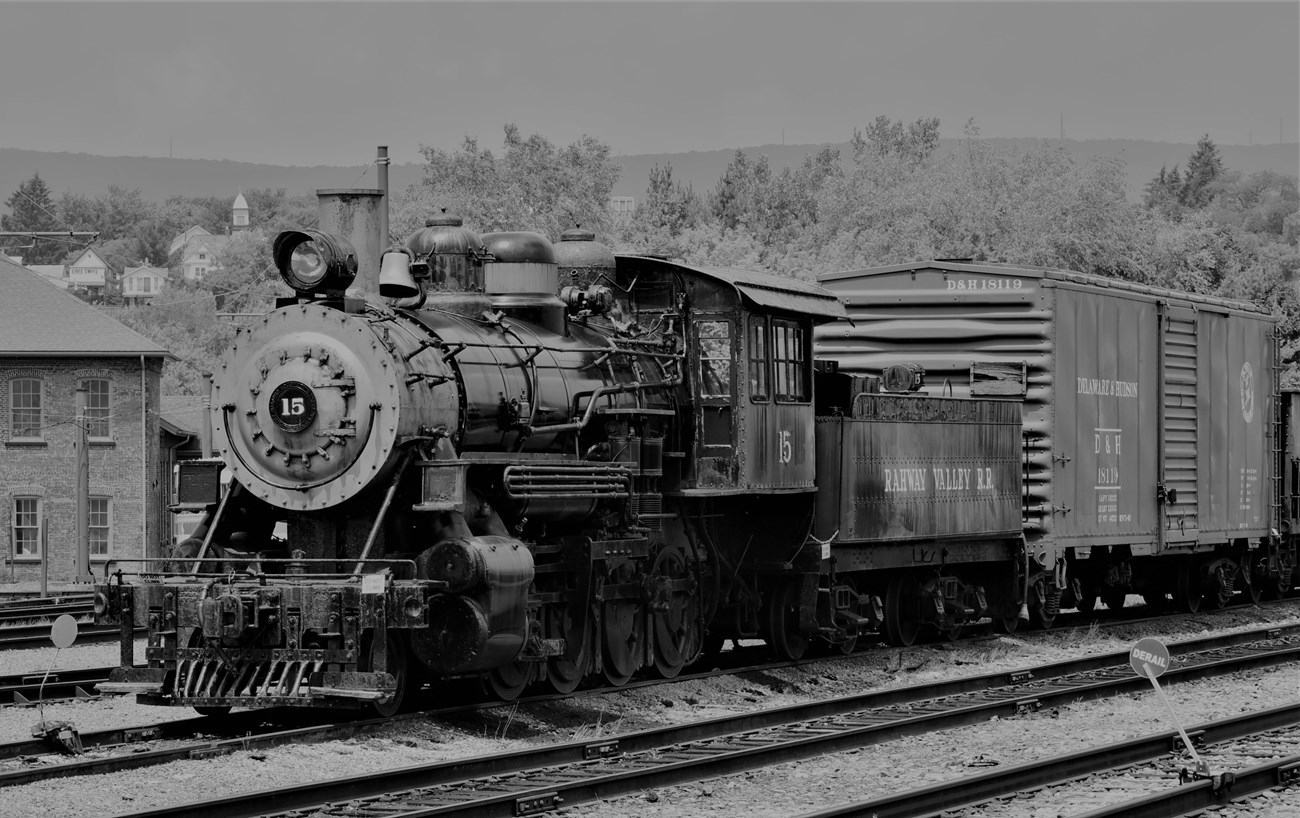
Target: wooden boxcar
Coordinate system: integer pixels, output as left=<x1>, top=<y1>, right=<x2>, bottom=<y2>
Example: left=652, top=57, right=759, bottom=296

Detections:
left=816, top=261, right=1283, bottom=616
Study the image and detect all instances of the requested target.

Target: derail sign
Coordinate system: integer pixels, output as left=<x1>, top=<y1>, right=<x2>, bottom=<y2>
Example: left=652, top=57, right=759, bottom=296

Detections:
left=1129, top=637, right=1170, bottom=678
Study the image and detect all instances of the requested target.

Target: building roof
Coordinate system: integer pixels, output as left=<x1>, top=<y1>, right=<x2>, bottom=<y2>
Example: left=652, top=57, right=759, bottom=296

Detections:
left=68, top=247, right=108, bottom=269
left=185, top=233, right=231, bottom=256
left=160, top=395, right=206, bottom=438
left=169, top=225, right=212, bottom=254
left=123, top=265, right=168, bottom=279
left=25, top=264, right=70, bottom=290
left=233, top=192, right=248, bottom=210
left=0, top=255, right=169, bottom=357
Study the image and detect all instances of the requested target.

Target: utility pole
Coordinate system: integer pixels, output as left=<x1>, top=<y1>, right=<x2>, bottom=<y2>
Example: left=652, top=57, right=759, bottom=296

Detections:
left=1060, top=113, right=1064, bottom=141
left=73, top=385, right=91, bottom=584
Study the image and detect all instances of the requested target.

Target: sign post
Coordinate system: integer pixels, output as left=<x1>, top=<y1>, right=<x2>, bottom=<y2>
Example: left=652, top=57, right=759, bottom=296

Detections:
left=1129, top=637, right=1209, bottom=778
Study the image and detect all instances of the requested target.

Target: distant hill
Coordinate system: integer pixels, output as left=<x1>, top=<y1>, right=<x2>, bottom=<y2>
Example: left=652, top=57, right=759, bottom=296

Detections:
left=1, top=139, right=1295, bottom=212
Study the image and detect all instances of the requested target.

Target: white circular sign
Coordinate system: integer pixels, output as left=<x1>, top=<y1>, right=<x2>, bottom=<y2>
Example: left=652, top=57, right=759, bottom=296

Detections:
left=50, top=614, right=79, bottom=649
left=1130, top=637, right=1170, bottom=678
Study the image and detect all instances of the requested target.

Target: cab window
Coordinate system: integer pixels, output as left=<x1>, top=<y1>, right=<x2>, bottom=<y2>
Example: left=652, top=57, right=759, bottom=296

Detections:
left=697, top=320, right=732, bottom=399
left=772, top=319, right=808, bottom=402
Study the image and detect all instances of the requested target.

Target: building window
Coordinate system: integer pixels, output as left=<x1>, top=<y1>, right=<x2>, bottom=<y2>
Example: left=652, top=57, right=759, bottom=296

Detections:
left=141, top=278, right=152, bottom=293
left=89, top=497, right=111, bottom=557
left=749, top=316, right=769, bottom=401
left=12, top=497, right=40, bottom=557
left=772, top=319, right=808, bottom=402
left=10, top=377, right=42, bottom=439
left=80, top=378, right=111, bottom=439
left=697, top=320, right=732, bottom=399
left=196, top=267, right=206, bottom=277
left=198, top=253, right=206, bottom=260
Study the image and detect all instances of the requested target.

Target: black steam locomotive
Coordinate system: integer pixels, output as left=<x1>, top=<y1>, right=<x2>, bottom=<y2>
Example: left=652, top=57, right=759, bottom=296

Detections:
left=94, top=185, right=1297, bottom=716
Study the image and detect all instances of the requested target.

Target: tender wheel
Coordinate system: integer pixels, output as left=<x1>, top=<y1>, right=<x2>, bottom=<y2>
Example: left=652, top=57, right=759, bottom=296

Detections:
left=485, top=660, right=533, bottom=702
left=832, top=578, right=861, bottom=655
left=650, top=546, right=700, bottom=678
left=1102, top=590, right=1127, bottom=612
left=993, top=614, right=1021, bottom=634
left=766, top=578, right=809, bottom=661
left=1142, top=591, right=1168, bottom=610
left=938, top=623, right=963, bottom=642
left=883, top=573, right=921, bottom=648
left=601, top=598, right=643, bottom=686
left=1174, top=562, right=1203, bottom=613
left=360, top=630, right=408, bottom=718
left=1075, top=592, right=1097, bottom=614
left=1243, top=555, right=1265, bottom=605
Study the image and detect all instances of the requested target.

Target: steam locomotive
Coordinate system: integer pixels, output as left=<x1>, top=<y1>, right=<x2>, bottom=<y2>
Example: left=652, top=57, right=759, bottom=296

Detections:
left=94, top=182, right=1298, bottom=716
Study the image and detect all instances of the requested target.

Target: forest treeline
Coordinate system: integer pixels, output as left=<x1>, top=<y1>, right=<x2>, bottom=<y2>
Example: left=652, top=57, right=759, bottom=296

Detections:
left=4, top=118, right=1298, bottom=393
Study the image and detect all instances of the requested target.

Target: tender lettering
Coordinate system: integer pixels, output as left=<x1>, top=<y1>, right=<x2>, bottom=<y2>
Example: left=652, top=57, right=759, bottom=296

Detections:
left=884, top=466, right=996, bottom=493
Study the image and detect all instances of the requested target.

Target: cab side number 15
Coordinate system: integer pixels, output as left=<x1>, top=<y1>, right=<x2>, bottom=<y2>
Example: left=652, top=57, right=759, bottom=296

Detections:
left=778, top=430, right=792, bottom=464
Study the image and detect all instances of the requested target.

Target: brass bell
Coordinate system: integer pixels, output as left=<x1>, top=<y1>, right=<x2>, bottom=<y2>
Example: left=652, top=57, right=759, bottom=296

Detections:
left=379, top=247, right=420, bottom=298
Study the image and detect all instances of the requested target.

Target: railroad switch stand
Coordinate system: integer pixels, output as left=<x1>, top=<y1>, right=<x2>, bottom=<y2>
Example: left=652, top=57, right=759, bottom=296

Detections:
left=31, top=719, right=83, bottom=755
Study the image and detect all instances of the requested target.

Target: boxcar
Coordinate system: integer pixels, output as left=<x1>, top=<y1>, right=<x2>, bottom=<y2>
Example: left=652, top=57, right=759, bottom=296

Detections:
left=816, top=261, right=1284, bottom=617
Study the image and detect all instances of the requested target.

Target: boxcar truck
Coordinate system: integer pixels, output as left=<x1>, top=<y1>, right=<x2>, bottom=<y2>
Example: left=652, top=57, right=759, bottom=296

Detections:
left=816, top=261, right=1293, bottom=623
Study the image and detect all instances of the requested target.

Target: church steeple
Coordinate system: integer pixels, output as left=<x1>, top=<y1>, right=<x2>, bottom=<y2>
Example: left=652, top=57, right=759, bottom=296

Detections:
left=232, top=191, right=250, bottom=231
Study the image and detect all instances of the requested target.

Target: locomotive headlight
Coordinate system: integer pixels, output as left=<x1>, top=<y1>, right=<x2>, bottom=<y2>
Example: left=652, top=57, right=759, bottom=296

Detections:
left=272, top=230, right=358, bottom=295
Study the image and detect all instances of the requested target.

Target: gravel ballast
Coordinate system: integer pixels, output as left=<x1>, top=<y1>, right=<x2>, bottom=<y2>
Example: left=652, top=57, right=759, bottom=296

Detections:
left=3, top=601, right=1300, bottom=818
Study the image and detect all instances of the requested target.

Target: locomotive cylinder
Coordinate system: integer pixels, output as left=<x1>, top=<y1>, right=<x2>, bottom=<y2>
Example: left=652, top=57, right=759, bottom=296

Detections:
left=411, top=535, right=535, bottom=674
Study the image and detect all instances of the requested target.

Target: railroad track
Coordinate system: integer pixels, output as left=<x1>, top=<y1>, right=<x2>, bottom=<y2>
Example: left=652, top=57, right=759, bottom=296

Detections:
left=54, top=624, right=1300, bottom=817
left=0, top=621, right=134, bottom=651
left=0, top=597, right=95, bottom=626
left=795, top=703, right=1300, bottom=818
left=0, top=666, right=115, bottom=706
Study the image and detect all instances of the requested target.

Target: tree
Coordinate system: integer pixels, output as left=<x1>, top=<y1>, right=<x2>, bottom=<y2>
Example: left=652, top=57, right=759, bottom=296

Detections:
left=1, top=173, right=66, bottom=263
left=394, top=125, right=621, bottom=242
left=1180, top=134, right=1223, bottom=209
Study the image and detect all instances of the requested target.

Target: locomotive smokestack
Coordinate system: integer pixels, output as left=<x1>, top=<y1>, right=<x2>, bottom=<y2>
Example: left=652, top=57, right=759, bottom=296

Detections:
left=377, top=146, right=389, bottom=247
left=317, top=186, right=384, bottom=299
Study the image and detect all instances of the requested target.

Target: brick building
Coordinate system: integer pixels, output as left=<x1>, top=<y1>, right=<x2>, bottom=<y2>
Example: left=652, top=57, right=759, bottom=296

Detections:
left=1, top=255, right=168, bottom=587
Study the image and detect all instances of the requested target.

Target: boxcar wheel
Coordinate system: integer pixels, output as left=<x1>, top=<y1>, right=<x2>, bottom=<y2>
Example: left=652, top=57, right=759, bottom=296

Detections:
left=766, top=579, right=809, bottom=661
left=883, top=573, right=921, bottom=647
left=1175, top=563, right=1203, bottom=613
left=1075, top=592, right=1096, bottom=614
left=1027, top=575, right=1057, bottom=630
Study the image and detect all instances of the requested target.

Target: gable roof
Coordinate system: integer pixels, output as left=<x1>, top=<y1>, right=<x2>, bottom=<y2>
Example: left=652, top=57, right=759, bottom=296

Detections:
left=169, top=225, right=212, bottom=254
left=186, top=234, right=231, bottom=255
left=0, top=255, right=168, bottom=357
left=68, top=247, right=109, bottom=269
left=123, top=265, right=168, bottom=279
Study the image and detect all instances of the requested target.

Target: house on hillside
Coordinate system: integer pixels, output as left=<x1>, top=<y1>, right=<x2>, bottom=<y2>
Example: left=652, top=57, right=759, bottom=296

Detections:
left=66, top=247, right=109, bottom=298
left=179, top=233, right=230, bottom=282
left=168, top=225, right=211, bottom=257
left=0, top=255, right=169, bottom=587
left=121, top=264, right=168, bottom=304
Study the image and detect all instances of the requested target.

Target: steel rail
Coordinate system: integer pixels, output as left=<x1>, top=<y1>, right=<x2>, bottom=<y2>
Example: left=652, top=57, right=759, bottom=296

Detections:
left=0, top=666, right=115, bottom=706
left=795, top=703, right=1300, bottom=817
left=100, top=634, right=1300, bottom=818
left=11, top=623, right=1299, bottom=790
left=0, top=602, right=94, bottom=624
left=0, top=622, right=130, bottom=651
left=1068, top=751, right=1300, bottom=818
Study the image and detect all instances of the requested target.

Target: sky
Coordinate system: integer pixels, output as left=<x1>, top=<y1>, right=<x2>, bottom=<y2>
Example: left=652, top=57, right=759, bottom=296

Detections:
left=0, top=0, right=1296, bottom=167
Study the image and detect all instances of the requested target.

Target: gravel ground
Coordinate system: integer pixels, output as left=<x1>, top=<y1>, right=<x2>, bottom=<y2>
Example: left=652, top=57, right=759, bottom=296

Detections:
left=3, top=600, right=1300, bottom=818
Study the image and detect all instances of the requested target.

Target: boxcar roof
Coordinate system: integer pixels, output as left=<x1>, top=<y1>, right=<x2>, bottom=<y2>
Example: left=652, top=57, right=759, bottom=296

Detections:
left=819, top=260, right=1269, bottom=316
left=617, top=254, right=847, bottom=320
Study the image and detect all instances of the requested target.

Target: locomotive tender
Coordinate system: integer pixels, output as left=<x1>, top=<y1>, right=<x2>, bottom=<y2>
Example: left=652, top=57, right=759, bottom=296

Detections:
left=94, top=178, right=1295, bottom=715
